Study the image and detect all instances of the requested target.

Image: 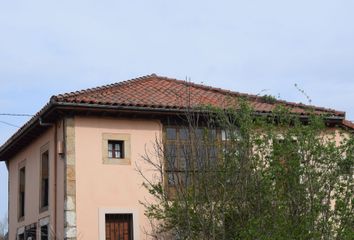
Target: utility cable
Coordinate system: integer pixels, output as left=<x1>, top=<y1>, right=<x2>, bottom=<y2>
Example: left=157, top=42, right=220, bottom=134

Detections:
left=0, top=113, right=34, bottom=117
left=0, top=120, right=20, bottom=128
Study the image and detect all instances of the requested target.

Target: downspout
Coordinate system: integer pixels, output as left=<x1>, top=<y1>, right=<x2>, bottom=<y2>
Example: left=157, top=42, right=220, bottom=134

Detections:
left=6, top=160, right=9, bottom=239
left=39, top=117, right=54, bottom=127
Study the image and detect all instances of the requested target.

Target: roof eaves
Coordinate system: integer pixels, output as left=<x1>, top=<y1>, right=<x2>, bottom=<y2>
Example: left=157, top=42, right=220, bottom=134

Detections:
left=53, top=101, right=345, bottom=121
left=0, top=99, right=56, bottom=161
left=343, top=120, right=354, bottom=131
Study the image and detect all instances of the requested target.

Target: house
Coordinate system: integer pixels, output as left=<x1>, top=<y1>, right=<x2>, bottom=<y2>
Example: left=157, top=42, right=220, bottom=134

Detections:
left=0, top=74, right=353, bottom=240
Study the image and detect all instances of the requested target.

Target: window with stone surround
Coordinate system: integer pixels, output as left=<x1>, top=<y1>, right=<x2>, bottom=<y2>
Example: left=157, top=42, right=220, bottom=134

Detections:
left=102, top=133, right=131, bottom=165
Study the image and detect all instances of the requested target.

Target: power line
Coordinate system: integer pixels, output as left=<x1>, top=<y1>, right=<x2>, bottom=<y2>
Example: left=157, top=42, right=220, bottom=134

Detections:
left=0, top=113, right=33, bottom=129
left=0, top=120, right=20, bottom=128
left=0, top=113, right=34, bottom=117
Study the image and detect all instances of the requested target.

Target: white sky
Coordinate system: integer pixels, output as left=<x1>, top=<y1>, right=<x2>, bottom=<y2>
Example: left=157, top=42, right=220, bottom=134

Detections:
left=0, top=0, right=353, bottom=218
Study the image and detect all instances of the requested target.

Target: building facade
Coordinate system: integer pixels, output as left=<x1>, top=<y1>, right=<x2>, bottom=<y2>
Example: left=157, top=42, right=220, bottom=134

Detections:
left=1, top=74, right=353, bottom=240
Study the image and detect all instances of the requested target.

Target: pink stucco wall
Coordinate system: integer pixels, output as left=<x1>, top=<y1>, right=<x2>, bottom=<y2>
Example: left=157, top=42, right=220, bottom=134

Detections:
left=8, top=122, right=65, bottom=240
left=75, top=116, right=162, bottom=240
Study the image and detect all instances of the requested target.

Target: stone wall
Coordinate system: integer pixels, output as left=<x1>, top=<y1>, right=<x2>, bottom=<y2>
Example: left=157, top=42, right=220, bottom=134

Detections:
left=64, top=117, right=77, bottom=240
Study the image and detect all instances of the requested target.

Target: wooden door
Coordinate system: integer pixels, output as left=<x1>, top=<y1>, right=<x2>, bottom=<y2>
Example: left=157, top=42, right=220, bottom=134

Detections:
left=105, top=214, right=133, bottom=240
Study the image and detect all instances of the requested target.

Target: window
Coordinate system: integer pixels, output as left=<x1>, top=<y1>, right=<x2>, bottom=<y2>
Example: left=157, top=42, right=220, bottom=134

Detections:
left=164, top=126, right=221, bottom=190
left=40, top=150, right=49, bottom=210
left=39, top=217, right=50, bottom=240
left=40, top=225, right=49, bottom=240
left=19, top=166, right=26, bottom=220
left=105, top=214, right=133, bottom=240
left=108, top=140, right=124, bottom=159
left=102, top=133, right=131, bottom=165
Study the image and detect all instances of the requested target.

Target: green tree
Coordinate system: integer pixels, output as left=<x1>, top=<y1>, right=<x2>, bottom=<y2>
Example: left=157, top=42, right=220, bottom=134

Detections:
left=138, top=101, right=353, bottom=240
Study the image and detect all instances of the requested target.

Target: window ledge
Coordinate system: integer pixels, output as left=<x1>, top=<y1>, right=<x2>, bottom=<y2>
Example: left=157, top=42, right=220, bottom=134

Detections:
left=104, top=158, right=131, bottom=165
left=39, top=206, right=48, bottom=214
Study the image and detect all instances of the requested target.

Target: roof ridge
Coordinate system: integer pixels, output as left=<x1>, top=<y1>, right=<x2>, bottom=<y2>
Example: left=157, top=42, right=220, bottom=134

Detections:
left=53, top=74, right=158, bottom=101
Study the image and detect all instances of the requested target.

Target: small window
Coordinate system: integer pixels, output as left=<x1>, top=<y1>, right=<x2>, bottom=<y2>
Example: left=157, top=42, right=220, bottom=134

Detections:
left=108, top=140, right=124, bottom=159
left=40, top=150, right=49, bottom=210
left=19, top=166, right=26, bottom=220
left=102, top=133, right=131, bottom=165
left=40, top=225, right=49, bottom=240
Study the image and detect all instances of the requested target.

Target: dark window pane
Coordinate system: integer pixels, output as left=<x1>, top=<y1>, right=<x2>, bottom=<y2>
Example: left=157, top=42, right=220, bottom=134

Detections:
left=166, top=128, right=177, bottom=140
left=179, top=145, right=191, bottom=170
left=19, top=167, right=26, bottom=218
left=25, top=224, right=37, bottom=240
left=180, top=172, right=191, bottom=186
left=108, top=140, right=124, bottom=159
left=41, top=225, right=48, bottom=240
left=41, top=152, right=49, bottom=178
left=166, top=144, right=177, bottom=170
left=195, top=128, right=204, bottom=138
left=41, top=151, right=49, bottom=209
left=18, top=233, right=25, bottom=240
left=209, top=145, right=218, bottom=165
left=209, top=129, right=217, bottom=140
left=168, top=172, right=176, bottom=186
left=168, top=172, right=191, bottom=186
left=179, top=128, right=189, bottom=140
left=209, top=145, right=217, bottom=158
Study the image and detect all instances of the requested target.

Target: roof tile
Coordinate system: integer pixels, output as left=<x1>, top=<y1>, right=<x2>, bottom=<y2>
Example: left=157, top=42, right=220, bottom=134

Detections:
left=53, top=74, right=345, bottom=117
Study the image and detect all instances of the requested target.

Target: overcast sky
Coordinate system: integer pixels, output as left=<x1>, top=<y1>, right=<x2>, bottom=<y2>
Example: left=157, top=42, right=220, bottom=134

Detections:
left=0, top=0, right=353, bottom=219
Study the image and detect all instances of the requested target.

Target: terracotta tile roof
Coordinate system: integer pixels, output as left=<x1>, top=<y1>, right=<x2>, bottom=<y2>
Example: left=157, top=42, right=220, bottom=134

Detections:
left=53, top=74, right=345, bottom=117
left=343, top=120, right=354, bottom=130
